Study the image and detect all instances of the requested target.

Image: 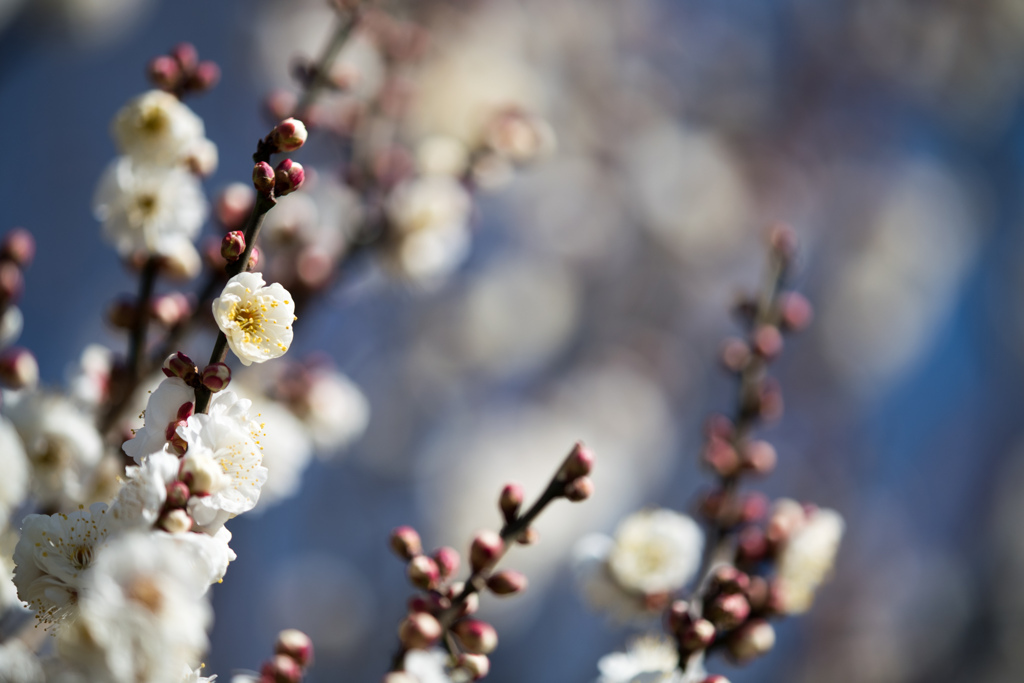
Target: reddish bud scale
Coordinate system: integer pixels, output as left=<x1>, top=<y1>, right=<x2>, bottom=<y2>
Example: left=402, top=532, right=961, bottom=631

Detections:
left=221, top=231, right=246, bottom=262
left=407, top=555, right=440, bottom=591
left=433, top=546, right=460, bottom=579
left=389, top=526, right=422, bottom=560
left=398, top=612, right=442, bottom=650
left=261, top=653, right=303, bottom=683
left=564, top=476, right=594, bottom=502
left=486, top=570, right=528, bottom=596
left=499, top=483, right=524, bottom=523
left=469, top=531, right=504, bottom=573
left=253, top=161, right=276, bottom=195
left=275, top=629, right=314, bottom=668
left=275, top=159, right=305, bottom=196
left=202, top=363, right=232, bottom=392
left=1, top=228, right=35, bottom=267
left=452, top=619, right=498, bottom=655
left=559, top=441, right=594, bottom=480
left=706, top=593, right=750, bottom=631
left=165, top=481, right=191, bottom=508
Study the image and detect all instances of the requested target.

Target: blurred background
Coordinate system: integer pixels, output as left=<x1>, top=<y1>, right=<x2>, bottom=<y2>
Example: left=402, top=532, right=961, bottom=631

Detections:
left=1, top=0, right=1022, bottom=681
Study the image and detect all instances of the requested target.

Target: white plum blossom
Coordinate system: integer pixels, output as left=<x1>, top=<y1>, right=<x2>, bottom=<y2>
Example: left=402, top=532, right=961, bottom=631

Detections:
left=66, top=344, right=114, bottom=409
left=293, top=370, right=369, bottom=455
left=112, top=90, right=206, bottom=167
left=110, top=450, right=179, bottom=528
left=13, top=503, right=118, bottom=628
left=212, top=272, right=296, bottom=366
left=0, top=306, right=23, bottom=349
left=4, top=390, right=103, bottom=506
left=0, top=416, right=29, bottom=533
left=596, top=636, right=706, bottom=683
left=244, top=396, right=313, bottom=509
left=93, top=157, right=208, bottom=258
left=403, top=650, right=453, bottom=683
left=775, top=506, right=845, bottom=614
left=62, top=533, right=211, bottom=683
left=122, top=377, right=195, bottom=464
left=182, top=664, right=217, bottom=683
left=170, top=527, right=236, bottom=586
left=0, top=640, right=44, bottom=683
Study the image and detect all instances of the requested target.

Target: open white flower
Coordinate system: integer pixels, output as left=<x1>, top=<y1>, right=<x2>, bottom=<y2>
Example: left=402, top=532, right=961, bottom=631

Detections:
left=596, top=636, right=705, bottom=683
left=93, top=157, right=208, bottom=258
left=212, top=272, right=295, bottom=366
left=775, top=507, right=844, bottom=614
left=170, top=526, right=236, bottom=586
left=301, top=370, right=369, bottom=455
left=110, top=450, right=180, bottom=528
left=112, top=90, right=205, bottom=167
left=12, top=503, right=119, bottom=628
left=0, top=416, right=29, bottom=533
left=0, top=640, right=44, bottom=683
left=608, top=509, right=704, bottom=596
left=182, top=664, right=217, bottom=683
left=177, top=408, right=268, bottom=532
left=122, top=377, right=194, bottom=464
left=63, top=532, right=211, bottom=683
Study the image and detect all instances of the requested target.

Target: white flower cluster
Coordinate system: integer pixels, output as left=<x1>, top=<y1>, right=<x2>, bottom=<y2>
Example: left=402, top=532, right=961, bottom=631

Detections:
left=574, top=509, right=704, bottom=622
left=772, top=500, right=845, bottom=614
left=93, top=89, right=216, bottom=276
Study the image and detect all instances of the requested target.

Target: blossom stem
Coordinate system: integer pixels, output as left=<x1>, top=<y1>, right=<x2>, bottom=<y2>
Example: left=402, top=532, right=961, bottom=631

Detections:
left=295, top=4, right=362, bottom=118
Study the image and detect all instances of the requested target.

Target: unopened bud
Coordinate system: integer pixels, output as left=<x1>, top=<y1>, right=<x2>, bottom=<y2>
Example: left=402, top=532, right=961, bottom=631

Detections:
left=157, top=508, right=192, bottom=534
left=516, top=527, right=539, bottom=545
left=389, top=526, right=422, bottom=560
left=216, top=183, right=254, bottom=229
left=247, top=246, right=261, bottom=270
left=271, top=118, right=309, bottom=153
left=744, top=576, right=770, bottom=612
left=559, top=441, right=594, bottom=480
left=407, top=555, right=440, bottom=590
left=701, top=676, right=732, bottom=683
left=564, top=476, right=594, bottom=502
left=201, top=362, right=231, bottom=392
left=753, top=325, right=783, bottom=359
left=192, top=61, right=221, bottom=91
left=0, top=262, right=23, bottom=307
left=275, top=629, right=314, bottom=668
left=486, top=570, right=528, bottom=596
left=433, top=547, right=460, bottom=579
left=499, top=483, right=524, bottom=523
left=779, top=291, right=813, bottom=332
left=398, top=612, right=442, bottom=650
left=703, top=436, right=741, bottom=477
left=743, top=441, right=777, bottom=476
left=704, top=414, right=734, bottom=440
left=768, top=223, right=798, bottom=261
left=275, top=159, right=305, bottom=196
left=736, top=528, right=768, bottom=565
left=457, top=654, right=490, bottom=681
left=171, top=43, right=198, bottom=72
left=165, top=481, right=191, bottom=508
left=166, top=420, right=189, bottom=456
left=150, top=292, right=190, bottom=327
left=720, top=337, right=751, bottom=372
left=680, top=618, right=716, bottom=651
left=706, top=593, right=750, bottom=631
left=221, top=231, right=245, bottom=262
left=470, top=530, right=504, bottom=573
left=739, top=492, right=769, bottom=524
left=147, top=55, right=180, bottom=90
left=726, top=620, right=776, bottom=663
left=261, top=653, right=302, bottom=683
left=0, top=347, right=38, bottom=389
left=1, top=228, right=35, bottom=267
left=253, top=161, right=276, bottom=195
left=452, top=619, right=498, bottom=654
left=666, top=600, right=691, bottom=634
left=460, top=591, right=480, bottom=617
left=711, top=566, right=750, bottom=595
left=162, top=352, right=198, bottom=384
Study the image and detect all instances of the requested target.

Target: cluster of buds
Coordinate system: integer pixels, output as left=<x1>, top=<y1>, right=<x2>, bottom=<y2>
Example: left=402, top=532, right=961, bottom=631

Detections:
left=251, top=118, right=309, bottom=198
left=147, top=43, right=220, bottom=98
left=0, top=228, right=37, bottom=389
left=161, top=351, right=231, bottom=394
left=554, top=441, right=595, bottom=502
left=257, top=629, right=315, bottom=683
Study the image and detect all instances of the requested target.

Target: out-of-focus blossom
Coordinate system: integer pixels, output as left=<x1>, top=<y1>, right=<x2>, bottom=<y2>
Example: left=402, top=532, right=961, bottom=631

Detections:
left=181, top=664, right=217, bottom=683
left=596, top=636, right=705, bottom=683
left=66, top=344, right=113, bottom=409
left=243, top=394, right=313, bottom=509
left=298, top=370, right=369, bottom=455
left=403, top=649, right=451, bottom=683
left=0, top=307, right=23, bottom=349
left=212, top=273, right=296, bottom=366
left=775, top=502, right=844, bottom=615
left=110, top=450, right=179, bottom=528
left=122, top=377, right=194, bottom=464
left=0, top=640, right=44, bottom=683
left=93, top=157, right=208, bottom=259
left=112, top=90, right=206, bottom=167
left=0, top=416, right=29, bottom=533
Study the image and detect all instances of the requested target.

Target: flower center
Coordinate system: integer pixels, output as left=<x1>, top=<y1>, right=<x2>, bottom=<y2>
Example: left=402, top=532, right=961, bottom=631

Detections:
left=140, top=107, right=169, bottom=136
left=70, top=544, right=93, bottom=570
left=230, top=301, right=267, bottom=343
left=127, top=577, right=164, bottom=614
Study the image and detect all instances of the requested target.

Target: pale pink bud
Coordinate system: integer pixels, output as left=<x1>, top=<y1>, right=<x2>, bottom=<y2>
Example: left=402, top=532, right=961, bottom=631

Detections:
left=779, top=291, right=813, bottom=332
left=753, top=325, right=783, bottom=359
left=516, top=527, right=539, bottom=545
left=275, top=629, right=314, bottom=668
left=706, top=593, right=750, bottom=631
left=0, top=262, right=22, bottom=306
left=216, top=183, right=254, bottom=229
left=720, top=337, right=751, bottom=372
left=0, top=347, right=37, bottom=389
left=157, top=509, right=192, bottom=534
left=165, top=481, right=190, bottom=508
left=271, top=118, right=308, bottom=153
left=744, top=576, right=770, bottom=612
left=274, top=159, right=305, bottom=196
left=564, top=476, right=594, bottom=502
left=469, top=530, right=504, bottom=573
left=680, top=618, right=716, bottom=651
left=407, top=555, right=440, bottom=590
left=486, top=570, right=527, bottom=596
left=457, top=654, right=490, bottom=681
left=150, top=292, right=190, bottom=327
left=726, top=620, right=775, bottom=663
left=433, top=547, right=460, bottom=579
left=711, top=566, right=750, bottom=595
left=666, top=600, right=692, bottom=635
left=737, top=528, right=769, bottom=565
left=253, top=161, right=276, bottom=195
left=558, top=441, right=594, bottom=481
left=452, top=619, right=498, bottom=655
left=147, top=55, right=180, bottom=90
left=398, top=612, right=442, bottom=650
left=743, top=441, right=777, bottom=476
left=171, top=43, right=198, bottom=72
left=248, top=246, right=261, bottom=270
left=201, top=363, right=231, bottom=392
left=703, top=436, right=741, bottom=477
left=162, top=352, right=198, bottom=384
left=221, top=231, right=245, bottom=262
left=389, top=526, right=422, bottom=560
left=261, top=653, right=302, bottom=683
left=1, top=228, right=35, bottom=267
left=768, top=222, right=798, bottom=261
left=458, top=590, right=480, bottom=617
left=192, top=61, right=221, bottom=91
left=499, top=483, right=524, bottom=523
left=740, top=492, right=769, bottom=524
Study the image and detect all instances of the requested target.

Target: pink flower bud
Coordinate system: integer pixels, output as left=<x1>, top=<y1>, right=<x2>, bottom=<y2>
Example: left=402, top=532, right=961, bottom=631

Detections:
left=253, top=161, right=276, bottom=195
left=171, top=43, right=198, bottom=72
left=680, top=618, right=716, bottom=651
left=221, top=231, right=246, bottom=262
left=726, top=619, right=775, bottom=663
left=720, top=337, right=751, bottom=372
left=736, top=528, right=768, bottom=565
left=452, top=619, right=498, bottom=654
left=706, top=593, right=750, bottom=631
left=743, top=441, right=777, bottom=476
left=516, top=527, right=539, bottom=545
left=192, top=61, right=221, bottom=91
left=407, top=555, right=440, bottom=590
left=216, top=183, right=254, bottom=229
left=398, top=612, right=442, bottom=650
left=744, top=576, right=770, bottom=612
left=0, top=347, right=38, bottom=389
left=701, top=676, right=732, bottom=683
left=261, top=653, right=303, bottom=683
left=753, top=325, right=783, bottom=359
left=150, top=292, right=190, bottom=327
left=162, top=352, right=198, bottom=384
left=248, top=246, right=261, bottom=270
left=166, top=419, right=189, bottom=456
left=469, top=531, right=504, bottom=573
left=499, top=483, right=524, bottom=523
left=704, top=414, right=734, bottom=439
left=666, top=600, right=691, bottom=634
left=275, top=629, right=314, bottom=668
left=564, top=476, right=594, bottom=502
left=166, top=481, right=191, bottom=508
left=457, top=654, right=490, bottom=681
left=0, top=262, right=23, bottom=305
left=147, top=55, right=181, bottom=90
left=768, top=222, right=798, bottom=261
left=486, top=570, right=528, bottom=596
left=703, top=436, right=741, bottom=477
left=1, top=228, right=34, bottom=268
left=201, top=363, right=232, bottom=392
left=389, top=526, right=422, bottom=560
left=711, top=566, right=750, bottom=595
left=558, top=441, right=594, bottom=481
left=271, top=118, right=309, bottom=153
left=157, top=508, right=192, bottom=534
left=739, top=492, right=769, bottom=524
left=433, top=547, right=460, bottom=579
left=779, top=291, right=813, bottom=332
left=274, top=159, right=305, bottom=196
